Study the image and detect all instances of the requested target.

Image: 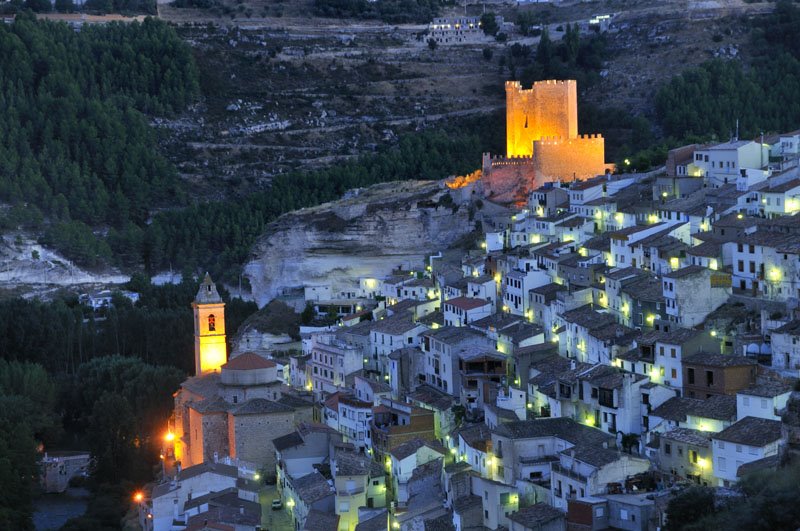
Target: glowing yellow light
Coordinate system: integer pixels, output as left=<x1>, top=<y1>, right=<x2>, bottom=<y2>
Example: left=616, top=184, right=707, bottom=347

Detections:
left=480, top=242, right=487, bottom=249
left=551, top=336, right=559, bottom=343
left=134, top=492, right=144, bottom=503
left=584, top=414, right=595, bottom=427
left=662, top=192, right=668, bottom=198
left=594, top=210, right=602, bottom=220
left=670, top=257, right=680, bottom=270
left=494, top=273, right=501, bottom=283
left=709, top=259, right=718, bottom=271
left=527, top=403, right=533, bottom=409
left=621, top=303, right=629, bottom=316
left=646, top=314, right=655, bottom=324
left=614, top=212, right=624, bottom=224
left=698, top=423, right=709, bottom=432
left=164, top=432, right=175, bottom=443
left=384, top=374, right=390, bottom=381
left=502, top=305, right=510, bottom=313
left=737, top=213, right=743, bottom=219
left=710, top=330, right=717, bottom=337
left=769, top=268, right=781, bottom=281
left=624, top=159, right=631, bottom=166
left=392, top=522, right=400, bottom=529
left=579, top=247, right=588, bottom=257
left=525, top=309, right=533, bottom=322
left=697, top=458, right=708, bottom=469
left=648, top=214, right=659, bottom=224
left=287, top=498, right=295, bottom=508
left=159, top=454, right=164, bottom=460
left=254, top=473, right=260, bottom=481
left=450, top=447, right=457, bottom=455
left=762, top=198, right=767, bottom=204
left=472, top=270, right=479, bottom=278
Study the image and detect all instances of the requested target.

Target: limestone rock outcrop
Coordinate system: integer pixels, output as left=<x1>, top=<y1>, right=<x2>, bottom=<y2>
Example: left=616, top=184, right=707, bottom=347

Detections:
left=244, top=180, right=476, bottom=307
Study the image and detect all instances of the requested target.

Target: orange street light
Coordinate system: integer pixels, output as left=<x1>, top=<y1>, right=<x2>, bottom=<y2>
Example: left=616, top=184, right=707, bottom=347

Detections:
left=134, top=492, right=144, bottom=503
left=164, top=432, right=175, bottom=443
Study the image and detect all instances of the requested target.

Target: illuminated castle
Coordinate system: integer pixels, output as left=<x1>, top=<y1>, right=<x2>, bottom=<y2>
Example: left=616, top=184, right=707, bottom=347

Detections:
left=480, top=80, right=613, bottom=203
left=193, top=273, right=227, bottom=374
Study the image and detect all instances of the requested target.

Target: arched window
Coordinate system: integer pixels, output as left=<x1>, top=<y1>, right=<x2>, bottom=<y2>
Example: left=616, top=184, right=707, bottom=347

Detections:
left=208, top=314, right=216, bottom=332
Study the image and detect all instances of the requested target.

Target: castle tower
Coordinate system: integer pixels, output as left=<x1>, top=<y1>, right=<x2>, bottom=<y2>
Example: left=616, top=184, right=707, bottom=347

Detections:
left=193, top=273, right=227, bottom=375
left=505, top=80, right=578, bottom=158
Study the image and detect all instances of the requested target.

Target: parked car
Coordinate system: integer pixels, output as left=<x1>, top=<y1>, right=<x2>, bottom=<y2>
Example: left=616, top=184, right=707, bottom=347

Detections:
left=271, top=499, right=283, bottom=510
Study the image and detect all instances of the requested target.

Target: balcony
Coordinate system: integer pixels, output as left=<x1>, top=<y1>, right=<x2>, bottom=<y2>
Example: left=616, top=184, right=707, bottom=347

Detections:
left=551, top=462, right=588, bottom=482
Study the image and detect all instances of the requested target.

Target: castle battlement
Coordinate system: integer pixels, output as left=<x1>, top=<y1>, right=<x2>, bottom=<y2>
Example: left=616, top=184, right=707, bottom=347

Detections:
left=534, top=133, right=605, bottom=144
left=483, top=79, right=613, bottom=204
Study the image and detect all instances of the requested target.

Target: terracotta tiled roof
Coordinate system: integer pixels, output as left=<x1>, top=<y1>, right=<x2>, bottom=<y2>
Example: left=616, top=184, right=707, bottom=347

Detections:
left=222, top=352, right=276, bottom=370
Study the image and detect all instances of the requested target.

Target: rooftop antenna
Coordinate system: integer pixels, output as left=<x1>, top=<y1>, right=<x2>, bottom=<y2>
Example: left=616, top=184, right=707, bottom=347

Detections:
left=735, top=119, right=739, bottom=142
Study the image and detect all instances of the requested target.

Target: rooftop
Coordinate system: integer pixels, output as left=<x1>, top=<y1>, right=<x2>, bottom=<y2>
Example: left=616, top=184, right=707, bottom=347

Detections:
left=221, top=352, right=276, bottom=371
left=372, top=316, right=422, bottom=336
left=663, top=265, right=707, bottom=279
left=232, top=398, right=294, bottom=416
left=303, top=509, right=340, bottom=531
left=507, top=503, right=564, bottom=527
left=683, top=351, right=757, bottom=368
left=712, top=416, right=783, bottom=447
left=290, top=470, right=334, bottom=505
left=390, top=437, right=446, bottom=460
left=334, top=449, right=384, bottom=478
left=662, top=427, right=711, bottom=447
left=493, top=417, right=613, bottom=448
left=739, top=380, right=793, bottom=398
left=444, top=296, right=491, bottom=311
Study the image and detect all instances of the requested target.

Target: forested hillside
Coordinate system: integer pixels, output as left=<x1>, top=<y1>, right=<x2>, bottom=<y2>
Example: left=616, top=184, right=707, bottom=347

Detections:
left=655, top=1, right=800, bottom=140
left=0, top=13, right=197, bottom=263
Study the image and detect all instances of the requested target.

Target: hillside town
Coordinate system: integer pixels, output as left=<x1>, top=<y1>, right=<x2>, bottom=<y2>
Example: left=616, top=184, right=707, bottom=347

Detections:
left=124, top=79, right=800, bottom=531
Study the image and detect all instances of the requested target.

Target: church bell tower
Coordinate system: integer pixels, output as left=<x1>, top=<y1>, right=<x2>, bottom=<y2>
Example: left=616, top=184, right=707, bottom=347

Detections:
left=193, top=273, right=227, bottom=375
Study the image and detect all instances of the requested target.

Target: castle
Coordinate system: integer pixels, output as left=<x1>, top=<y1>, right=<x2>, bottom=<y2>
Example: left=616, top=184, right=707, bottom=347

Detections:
left=480, top=80, right=614, bottom=203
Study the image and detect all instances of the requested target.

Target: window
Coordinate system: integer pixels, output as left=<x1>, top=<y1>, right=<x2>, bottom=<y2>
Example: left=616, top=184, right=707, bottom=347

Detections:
left=761, top=398, right=768, bottom=409
left=706, top=370, right=714, bottom=386
left=743, top=396, right=750, bottom=406
left=718, top=457, right=726, bottom=471
left=208, top=314, right=216, bottom=332
left=339, top=501, right=350, bottom=512
left=736, top=445, right=742, bottom=453
left=718, top=441, right=725, bottom=449
left=688, top=368, right=695, bottom=385
left=664, top=443, right=671, bottom=455
left=690, top=450, right=698, bottom=463
left=595, top=506, right=605, bottom=517
left=620, top=509, right=629, bottom=520
left=671, top=368, right=677, bottom=379
left=671, top=348, right=677, bottom=358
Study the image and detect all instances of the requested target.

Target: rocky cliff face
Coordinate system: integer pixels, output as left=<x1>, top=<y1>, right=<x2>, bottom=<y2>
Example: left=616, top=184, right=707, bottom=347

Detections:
left=244, top=180, right=476, bottom=307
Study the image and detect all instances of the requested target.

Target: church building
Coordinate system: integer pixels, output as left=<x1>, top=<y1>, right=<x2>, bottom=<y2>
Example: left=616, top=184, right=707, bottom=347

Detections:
left=170, top=274, right=314, bottom=477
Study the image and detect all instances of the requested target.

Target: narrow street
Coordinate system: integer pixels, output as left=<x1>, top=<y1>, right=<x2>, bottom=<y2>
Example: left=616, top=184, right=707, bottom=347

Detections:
left=260, top=485, right=293, bottom=531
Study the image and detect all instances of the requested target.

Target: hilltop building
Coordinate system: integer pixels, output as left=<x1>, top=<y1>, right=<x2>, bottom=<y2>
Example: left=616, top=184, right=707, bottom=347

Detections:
left=478, top=80, right=614, bottom=203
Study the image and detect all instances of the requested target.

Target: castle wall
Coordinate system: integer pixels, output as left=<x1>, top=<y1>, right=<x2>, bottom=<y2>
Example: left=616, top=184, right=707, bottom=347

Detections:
left=506, top=80, right=578, bottom=158
left=533, top=135, right=607, bottom=181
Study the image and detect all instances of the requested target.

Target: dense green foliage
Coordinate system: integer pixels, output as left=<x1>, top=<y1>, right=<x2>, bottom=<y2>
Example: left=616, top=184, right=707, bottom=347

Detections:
left=313, top=0, right=442, bottom=23
left=0, top=361, right=60, bottom=529
left=656, top=1, right=800, bottom=140
left=0, top=15, right=196, bottom=264
left=0, top=277, right=256, bottom=374
left=665, top=463, right=800, bottom=530
left=500, top=24, right=608, bottom=95
left=0, top=279, right=257, bottom=526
